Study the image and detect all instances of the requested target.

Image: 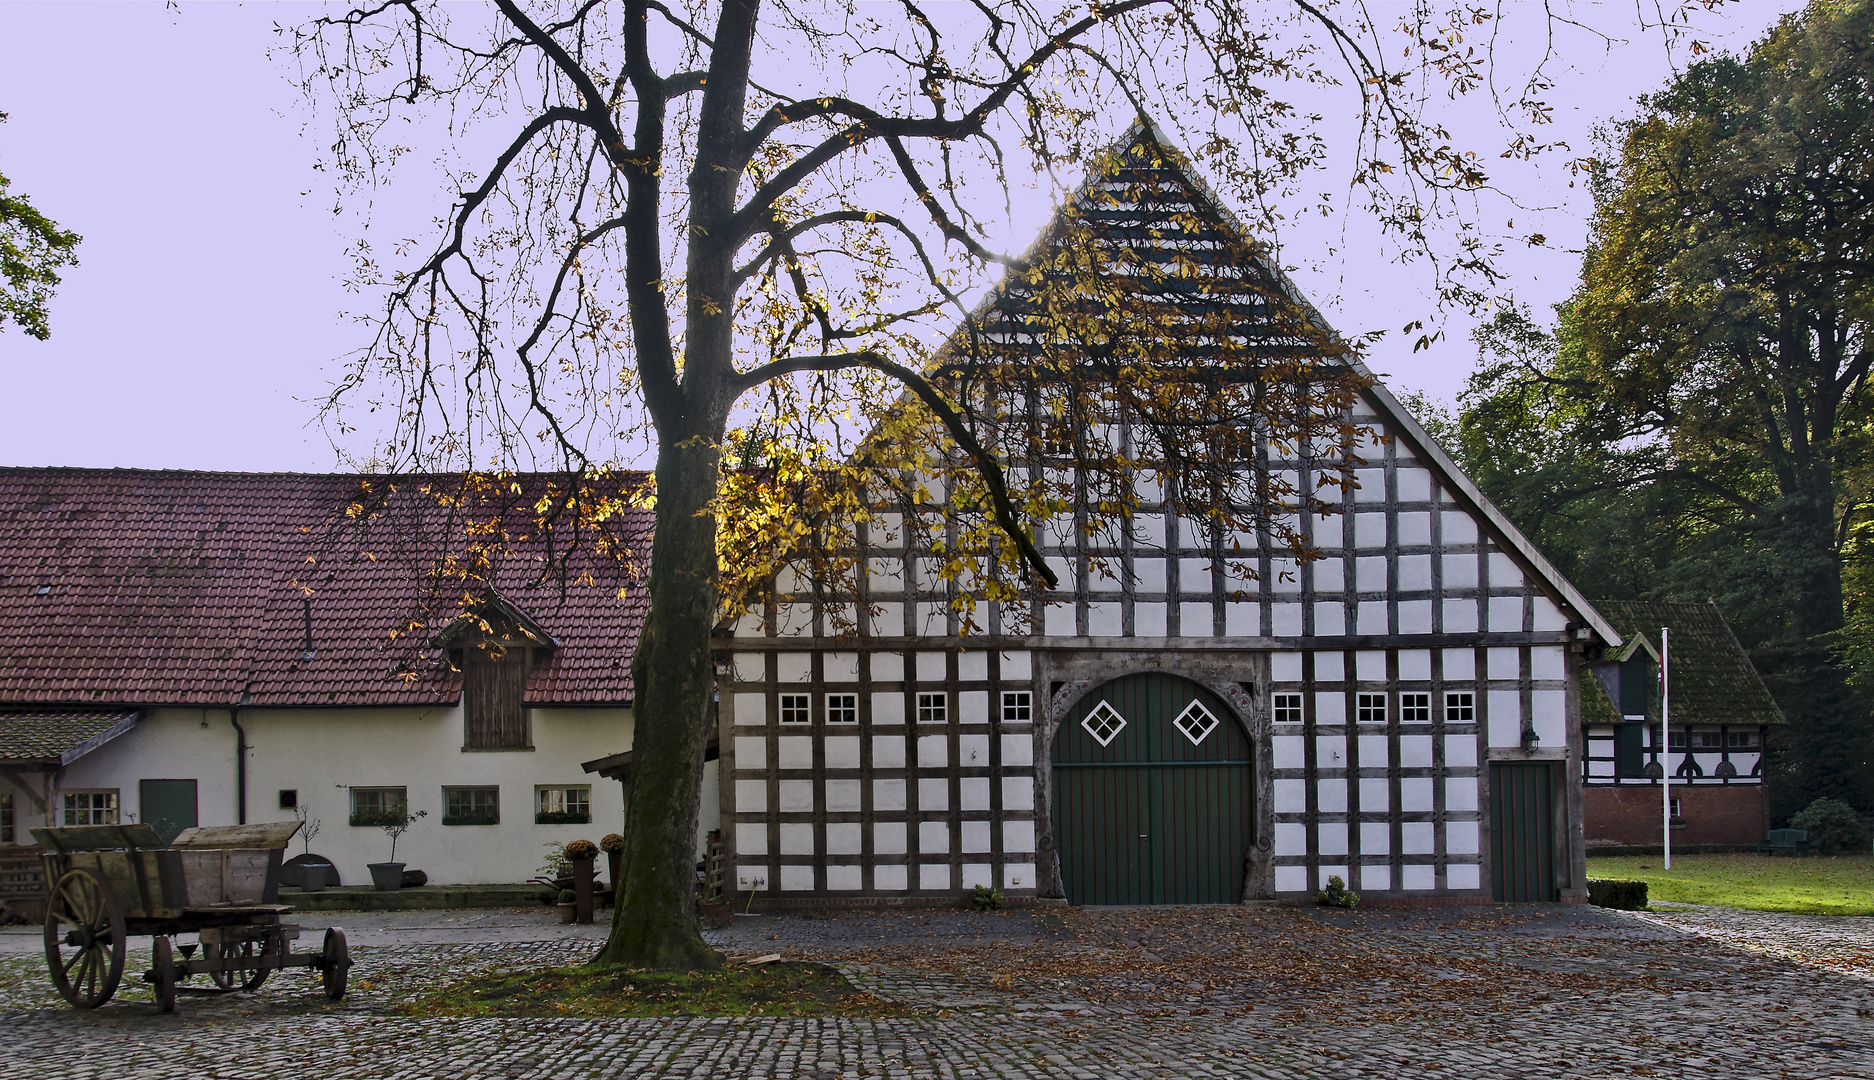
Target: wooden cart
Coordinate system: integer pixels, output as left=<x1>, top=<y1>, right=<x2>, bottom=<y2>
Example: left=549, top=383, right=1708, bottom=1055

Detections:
left=31, top=822, right=351, bottom=1012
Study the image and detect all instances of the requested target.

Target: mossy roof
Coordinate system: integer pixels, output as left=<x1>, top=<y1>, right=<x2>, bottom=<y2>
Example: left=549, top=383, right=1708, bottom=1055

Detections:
left=1594, top=601, right=1785, bottom=727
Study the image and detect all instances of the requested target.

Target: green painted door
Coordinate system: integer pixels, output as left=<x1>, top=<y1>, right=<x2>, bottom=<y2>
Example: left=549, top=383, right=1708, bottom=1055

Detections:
left=1489, top=762, right=1557, bottom=902
left=139, top=779, right=197, bottom=846
left=1052, top=673, right=1253, bottom=904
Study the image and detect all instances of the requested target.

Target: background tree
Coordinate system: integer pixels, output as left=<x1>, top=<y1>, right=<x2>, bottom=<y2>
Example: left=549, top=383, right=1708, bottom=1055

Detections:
left=0, top=112, right=82, bottom=340
left=289, top=0, right=1707, bottom=971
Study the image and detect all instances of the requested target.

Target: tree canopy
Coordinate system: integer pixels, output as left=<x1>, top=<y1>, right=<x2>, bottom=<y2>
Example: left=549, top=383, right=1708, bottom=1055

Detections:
left=0, top=113, right=82, bottom=341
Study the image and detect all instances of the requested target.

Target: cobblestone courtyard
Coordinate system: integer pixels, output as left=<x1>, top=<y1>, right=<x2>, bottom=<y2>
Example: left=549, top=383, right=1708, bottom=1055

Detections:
left=1, top=902, right=1870, bottom=1079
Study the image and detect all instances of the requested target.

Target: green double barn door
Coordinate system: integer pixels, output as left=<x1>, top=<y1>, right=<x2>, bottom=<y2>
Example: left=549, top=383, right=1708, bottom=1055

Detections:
left=1053, top=674, right=1253, bottom=904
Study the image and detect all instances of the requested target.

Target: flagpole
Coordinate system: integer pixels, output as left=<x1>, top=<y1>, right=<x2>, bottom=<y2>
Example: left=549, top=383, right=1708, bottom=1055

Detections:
left=1661, top=626, right=1671, bottom=871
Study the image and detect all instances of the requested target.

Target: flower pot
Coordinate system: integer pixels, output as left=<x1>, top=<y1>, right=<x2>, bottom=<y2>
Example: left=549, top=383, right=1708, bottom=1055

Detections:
left=300, top=862, right=331, bottom=892
left=368, top=862, right=406, bottom=891
left=557, top=902, right=577, bottom=924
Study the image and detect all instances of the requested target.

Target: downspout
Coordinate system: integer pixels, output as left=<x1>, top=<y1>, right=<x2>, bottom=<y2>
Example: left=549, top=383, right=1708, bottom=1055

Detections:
left=230, top=691, right=251, bottom=825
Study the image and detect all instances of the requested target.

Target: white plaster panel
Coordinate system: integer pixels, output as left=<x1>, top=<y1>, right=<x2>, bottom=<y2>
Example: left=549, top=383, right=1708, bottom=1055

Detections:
left=1402, top=821, right=1435, bottom=856
left=919, top=821, right=951, bottom=855
left=1271, top=603, right=1302, bottom=636
left=1353, top=468, right=1387, bottom=502
left=872, top=736, right=906, bottom=770
left=824, top=824, right=862, bottom=856
left=1317, top=603, right=1348, bottom=636
left=869, top=652, right=904, bottom=681
left=1313, top=559, right=1345, bottom=593
left=822, top=864, right=861, bottom=891
left=1400, top=778, right=1434, bottom=813
left=958, top=734, right=991, bottom=766
left=917, top=778, right=948, bottom=811
left=778, top=864, right=815, bottom=891
left=1317, top=823, right=1349, bottom=857
left=1267, top=558, right=1302, bottom=594
left=734, top=737, right=767, bottom=770
left=1182, top=602, right=1217, bottom=636
left=1445, top=778, right=1479, bottom=813
left=1398, top=512, right=1431, bottom=546
left=777, top=737, right=813, bottom=771
left=1399, top=555, right=1433, bottom=591
left=960, top=863, right=994, bottom=890
left=1531, top=646, right=1566, bottom=682
left=1532, top=690, right=1568, bottom=746
left=914, top=603, right=949, bottom=636
left=734, top=694, right=767, bottom=727
left=734, top=653, right=766, bottom=682
left=1399, top=649, right=1432, bottom=681
left=776, top=653, right=812, bottom=683
left=823, top=736, right=860, bottom=770
left=960, top=821, right=992, bottom=854
left=1398, top=600, right=1433, bottom=634
left=987, top=817, right=1034, bottom=859
left=1003, top=862, right=1037, bottom=889
left=778, top=780, right=813, bottom=813
left=1131, top=514, right=1167, bottom=548
left=918, top=864, right=953, bottom=891
left=916, top=651, right=947, bottom=681
left=1531, top=595, right=1569, bottom=632
left=1488, top=691, right=1523, bottom=747
left=1447, top=821, right=1480, bottom=855
left=873, top=864, right=908, bottom=891
left=1314, top=651, right=1345, bottom=682
left=1352, top=779, right=1388, bottom=816
left=1087, top=565, right=1122, bottom=594
left=1272, top=652, right=1304, bottom=682
left=1355, top=650, right=1386, bottom=681
left=1000, top=734, right=1033, bottom=767
left=1444, top=736, right=1478, bottom=768
left=873, top=821, right=907, bottom=855
left=779, top=823, right=814, bottom=856
left=1447, top=864, right=1481, bottom=890
left=1316, top=736, right=1347, bottom=769
left=734, top=780, right=767, bottom=813
left=1000, top=651, right=1032, bottom=680
left=1442, top=599, right=1479, bottom=633
left=775, top=603, right=812, bottom=637
left=1353, top=601, right=1385, bottom=635
left=1486, top=647, right=1521, bottom=680
left=960, top=777, right=991, bottom=811
left=1181, top=558, right=1218, bottom=591
left=1272, top=735, right=1306, bottom=770
left=1316, top=779, right=1348, bottom=813
left=1441, top=554, right=1478, bottom=589
left=1360, top=864, right=1392, bottom=892
left=868, top=557, right=906, bottom=591
left=1358, top=735, right=1390, bottom=767
left=824, top=652, right=860, bottom=682
left=1180, top=516, right=1213, bottom=548
left=1442, top=648, right=1476, bottom=681
left=1360, top=823, right=1392, bottom=857
left=872, top=693, right=905, bottom=727
left=1044, top=603, right=1076, bottom=637
left=1087, top=603, right=1122, bottom=636
left=1355, top=514, right=1388, bottom=549
left=1400, top=735, right=1434, bottom=768
left=1274, top=822, right=1308, bottom=856
left=1402, top=864, right=1436, bottom=890
left=869, top=602, right=904, bottom=638
left=1355, top=556, right=1387, bottom=592
left=1488, top=552, right=1523, bottom=588
left=1442, top=513, right=1479, bottom=545
left=1274, top=865, right=1310, bottom=893
left=1314, top=694, right=1346, bottom=727
left=823, top=780, right=862, bottom=813
left=1274, top=779, right=1307, bottom=813
left=959, top=691, right=989, bottom=725
left=917, top=736, right=948, bottom=769
left=1397, top=468, right=1432, bottom=503
left=1001, top=776, right=1035, bottom=812
left=1489, top=596, right=1525, bottom=633
left=736, top=824, right=768, bottom=857
left=953, top=652, right=987, bottom=682
left=1135, top=603, right=1168, bottom=637
left=1220, top=602, right=1254, bottom=637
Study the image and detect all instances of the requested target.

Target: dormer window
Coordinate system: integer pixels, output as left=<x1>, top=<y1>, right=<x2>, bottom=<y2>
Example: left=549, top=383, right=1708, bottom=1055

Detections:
left=435, top=589, right=557, bottom=753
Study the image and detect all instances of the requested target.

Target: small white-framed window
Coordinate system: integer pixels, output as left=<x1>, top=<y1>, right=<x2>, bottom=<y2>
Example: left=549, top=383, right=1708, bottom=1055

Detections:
left=1399, top=693, right=1431, bottom=724
left=1444, top=692, right=1476, bottom=724
left=779, top=693, right=811, bottom=725
left=1356, top=693, right=1387, bottom=725
left=1001, top=690, right=1033, bottom=724
left=917, top=692, right=948, bottom=724
left=536, top=785, right=592, bottom=824
left=1727, top=730, right=1759, bottom=749
left=349, top=786, right=407, bottom=827
left=1, top=792, right=12, bottom=842
left=825, top=693, right=858, bottom=724
left=443, top=785, right=500, bottom=826
left=1694, top=731, right=1725, bottom=749
left=1272, top=693, right=1304, bottom=725
left=62, top=789, right=119, bottom=826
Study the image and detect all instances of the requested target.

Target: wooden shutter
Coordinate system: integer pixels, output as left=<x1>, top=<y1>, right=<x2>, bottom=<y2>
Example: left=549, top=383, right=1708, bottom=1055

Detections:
left=464, top=647, right=530, bottom=749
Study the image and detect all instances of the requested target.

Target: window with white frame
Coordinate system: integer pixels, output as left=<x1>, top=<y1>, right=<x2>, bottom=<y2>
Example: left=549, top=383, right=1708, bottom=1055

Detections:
left=1272, top=693, right=1304, bottom=724
left=1001, top=690, right=1032, bottom=724
left=443, top=785, right=500, bottom=825
left=536, top=785, right=591, bottom=824
left=1356, top=693, right=1387, bottom=725
left=62, top=789, right=118, bottom=826
left=779, top=694, right=811, bottom=725
left=1727, top=730, right=1759, bottom=749
left=917, top=692, right=948, bottom=725
left=1399, top=693, right=1431, bottom=724
left=826, top=693, right=858, bottom=724
left=1444, top=692, right=1476, bottom=724
left=349, top=786, right=407, bottom=827
left=1, top=792, right=12, bottom=842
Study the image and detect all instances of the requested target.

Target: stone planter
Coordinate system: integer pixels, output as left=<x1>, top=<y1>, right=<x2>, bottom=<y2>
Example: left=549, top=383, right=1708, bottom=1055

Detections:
left=300, top=862, right=331, bottom=892
left=367, top=862, right=405, bottom=891
left=557, top=902, right=577, bottom=924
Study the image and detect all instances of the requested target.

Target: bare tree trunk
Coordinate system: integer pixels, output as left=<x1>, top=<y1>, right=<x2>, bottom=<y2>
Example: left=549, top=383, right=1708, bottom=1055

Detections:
left=593, top=430, right=724, bottom=971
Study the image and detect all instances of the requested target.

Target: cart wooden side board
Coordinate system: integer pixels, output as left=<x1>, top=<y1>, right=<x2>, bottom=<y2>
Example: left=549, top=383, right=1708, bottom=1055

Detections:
left=30, top=822, right=351, bottom=1012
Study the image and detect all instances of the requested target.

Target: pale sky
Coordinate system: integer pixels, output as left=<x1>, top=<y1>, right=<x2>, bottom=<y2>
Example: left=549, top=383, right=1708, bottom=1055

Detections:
left=0, top=1, right=1807, bottom=472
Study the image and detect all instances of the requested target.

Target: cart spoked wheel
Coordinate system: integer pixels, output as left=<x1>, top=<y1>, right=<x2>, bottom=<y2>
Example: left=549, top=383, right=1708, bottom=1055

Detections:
left=151, top=936, right=177, bottom=1014
left=204, top=940, right=270, bottom=991
left=44, top=867, right=126, bottom=1008
left=320, top=928, right=351, bottom=999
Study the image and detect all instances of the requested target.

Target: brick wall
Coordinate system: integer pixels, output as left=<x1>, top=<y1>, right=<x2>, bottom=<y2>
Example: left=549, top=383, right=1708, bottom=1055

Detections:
left=1583, top=785, right=1767, bottom=847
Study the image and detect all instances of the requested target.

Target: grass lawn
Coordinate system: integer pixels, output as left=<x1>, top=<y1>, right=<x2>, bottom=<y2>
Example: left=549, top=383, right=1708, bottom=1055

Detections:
left=403, top=960, right=908, bottom=1018
left=1586, top=853, right=1874, bottom=916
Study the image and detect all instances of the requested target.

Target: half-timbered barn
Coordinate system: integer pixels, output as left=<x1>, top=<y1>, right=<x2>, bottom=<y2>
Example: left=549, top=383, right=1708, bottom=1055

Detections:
left=1580, top=601, right=1782, bottom=848
left=718, top=125, right=1622, bottom=908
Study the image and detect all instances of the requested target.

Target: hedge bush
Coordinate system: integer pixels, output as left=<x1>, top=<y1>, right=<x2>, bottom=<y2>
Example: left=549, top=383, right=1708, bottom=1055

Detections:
left=1587, top=878, right=1648, bottom=910
left=1789, top=797, right=1870, bottom=855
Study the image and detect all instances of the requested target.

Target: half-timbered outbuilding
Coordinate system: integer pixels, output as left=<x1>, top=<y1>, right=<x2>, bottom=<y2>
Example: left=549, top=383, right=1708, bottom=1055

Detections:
left=718, top=124, right=1621, bottom=908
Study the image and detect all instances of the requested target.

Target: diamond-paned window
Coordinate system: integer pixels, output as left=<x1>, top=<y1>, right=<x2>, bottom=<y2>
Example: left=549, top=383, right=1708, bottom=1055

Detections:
left=1174, top=701, right=1220, bottom=746
left=1081, top=701, right=1127, bottom=746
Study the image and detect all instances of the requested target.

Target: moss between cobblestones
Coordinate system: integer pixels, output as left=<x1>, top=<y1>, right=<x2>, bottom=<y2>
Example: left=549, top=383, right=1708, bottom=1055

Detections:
left=401, top=960, right=910, bottom=1018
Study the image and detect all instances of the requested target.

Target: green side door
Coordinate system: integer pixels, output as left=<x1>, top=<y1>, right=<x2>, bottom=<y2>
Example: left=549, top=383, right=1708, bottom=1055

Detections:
left=139, top=779, right=198, bottom=846
left=1489, top=762, right=1557, bottom=902
left=1053, top=673, right=1254, bottom=904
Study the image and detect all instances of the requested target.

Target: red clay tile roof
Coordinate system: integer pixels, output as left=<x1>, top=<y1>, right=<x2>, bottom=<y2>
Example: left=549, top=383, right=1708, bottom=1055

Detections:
left=0, top=469, right=649, bottom=708
left=0, top=708, right=141, bottom=765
